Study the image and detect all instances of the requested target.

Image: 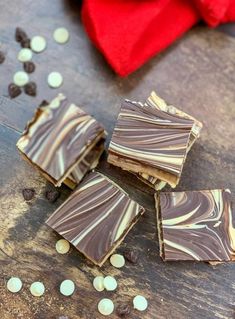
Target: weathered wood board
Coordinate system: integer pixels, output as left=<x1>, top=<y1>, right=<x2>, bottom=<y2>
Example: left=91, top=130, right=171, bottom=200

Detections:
left=0, top=1, right=234, bottom=318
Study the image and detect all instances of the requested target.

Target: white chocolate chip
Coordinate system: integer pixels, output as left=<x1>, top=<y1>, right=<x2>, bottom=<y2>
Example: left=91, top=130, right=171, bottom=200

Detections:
left=7, top=277, right=22, bottom=293
left=110, top=254, right=125, bottom=268
left=133, top=295, right=148, bottom=311
left=55, top=239, right=70, bottom=254
left=98, top=298, right=114, bottom=316
left=30, top=36, right=47, bottom=53
left=53, top=27, right=70, bottom=44
left=47, top=72, right=63, bottom=88
left=103, top=276, right=117, bottom=291
left=60, top=279, right=75, bottom=296
left=30, top=282, right=45, bottom=297
left=17, top=48, right=33, bottom=62
left=13, top=71, right=29, bottom=87
left=93, top=276, right=105, bottom=292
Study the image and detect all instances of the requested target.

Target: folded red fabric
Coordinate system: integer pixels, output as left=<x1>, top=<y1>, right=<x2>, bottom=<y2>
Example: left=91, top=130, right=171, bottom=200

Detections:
left=82, top=0, right=235, bottom=76
left=194, top=0, right=233, bottom=26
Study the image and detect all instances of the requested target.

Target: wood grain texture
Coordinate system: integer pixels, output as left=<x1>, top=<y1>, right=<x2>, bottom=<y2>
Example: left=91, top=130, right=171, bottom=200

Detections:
left=0, top=1, right=235, bottom=318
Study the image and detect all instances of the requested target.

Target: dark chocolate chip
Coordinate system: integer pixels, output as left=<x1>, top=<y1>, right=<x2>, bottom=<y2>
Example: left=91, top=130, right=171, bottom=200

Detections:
left=23, top=61, right=35, bottom=73
left=45, top=189, right=60, bottom=203
left=24, top=82, right=37, bottom=96
left=22, top=188, right=35, bottom=201
left=15, top=27, right=28, bottom=43
left=21, top=38, right=31, bottom=48
left=39, top=100, right=49, bottom=107
left=124, top=249, right=138, bottom=264
left=8, top=83, right=22, bottom=98
left=116, top=304, right=131, bottom=317
left=0, top=51, right=5, bottom=64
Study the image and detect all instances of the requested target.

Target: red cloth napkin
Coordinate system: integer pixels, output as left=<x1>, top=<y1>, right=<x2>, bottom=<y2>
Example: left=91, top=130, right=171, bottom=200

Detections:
left=82, top=0, right=235, bottom=76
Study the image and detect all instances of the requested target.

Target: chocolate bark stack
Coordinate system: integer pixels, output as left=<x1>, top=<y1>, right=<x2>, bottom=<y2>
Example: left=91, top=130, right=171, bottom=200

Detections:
left=17, top=94, right=106, bottom=189
left=108, top=92, right=203, bottom=190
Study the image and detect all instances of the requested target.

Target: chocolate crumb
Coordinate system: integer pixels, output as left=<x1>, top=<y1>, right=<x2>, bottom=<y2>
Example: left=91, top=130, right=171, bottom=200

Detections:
left=21, top=38, right=31, bottom=48
left=8, top=83, right=22, bottom=98
left=116, top=304, right=131, bottom=317
left=124, top=249, right=138, bottom=264
left=39, top=100, right=49, bottom=107
left=0, top=51, right=5, bottom=64
left=45, top=189, right=60, bottom=203
left=22, top=188, right=35, bottom=201
left=15, top=27, right=28, bottom=43
left=24, top=82, right=37, bottom=96
left=23, top=61, right=35, bottom=73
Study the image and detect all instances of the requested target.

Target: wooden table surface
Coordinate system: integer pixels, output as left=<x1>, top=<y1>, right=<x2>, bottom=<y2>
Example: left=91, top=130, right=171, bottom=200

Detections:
left=0, top=1, right=235, bottom=318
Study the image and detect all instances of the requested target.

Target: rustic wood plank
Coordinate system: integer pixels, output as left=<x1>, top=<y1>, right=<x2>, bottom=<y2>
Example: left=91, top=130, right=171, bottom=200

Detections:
left=0, top=1, right=235, bottom=318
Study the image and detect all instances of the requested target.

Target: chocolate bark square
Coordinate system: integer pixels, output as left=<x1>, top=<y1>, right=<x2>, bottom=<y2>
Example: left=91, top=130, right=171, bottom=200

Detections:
left=127, top=92, right=203, bottom=190
left=46, top=171, right=145, bottom=266
left=156, top=189, right=235, bottom=262
left=17, top=94, right=105, bottom=187
left=108, top=99, right=194, bottom=187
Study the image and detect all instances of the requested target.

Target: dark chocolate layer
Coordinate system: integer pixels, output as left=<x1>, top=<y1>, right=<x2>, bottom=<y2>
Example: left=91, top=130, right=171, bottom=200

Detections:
left=46, top=171, right=145, bottom=266
left=158, top=189, right=234, bottom=261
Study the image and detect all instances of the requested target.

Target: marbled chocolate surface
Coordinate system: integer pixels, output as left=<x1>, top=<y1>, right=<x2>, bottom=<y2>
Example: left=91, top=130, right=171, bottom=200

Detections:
left=128, top=92, right=202, bottom=190
left=46, top=171, right=145, bottom=265
left=16, top=94, right=105, bottom=185
left=145, top=92, right=203, bottom=149
left=158, top=189, right=235, bottom=261
left=67, top=139, right=105, bottom=185
left=108, top=100, right=194, bottom=178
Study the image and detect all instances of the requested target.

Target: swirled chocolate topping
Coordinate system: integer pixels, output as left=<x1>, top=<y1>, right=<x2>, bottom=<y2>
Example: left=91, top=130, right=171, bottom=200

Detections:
left=126, top=92, right=203, bottom=190
left=108, top=99, right=194, bottom=187
left=46, top=171, right=145, bottom=266
left=156, top=189, right=235, bottom=261
left=16, top=94, right=105, bottom=186
left=145, top=91, right=203, bottom=150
